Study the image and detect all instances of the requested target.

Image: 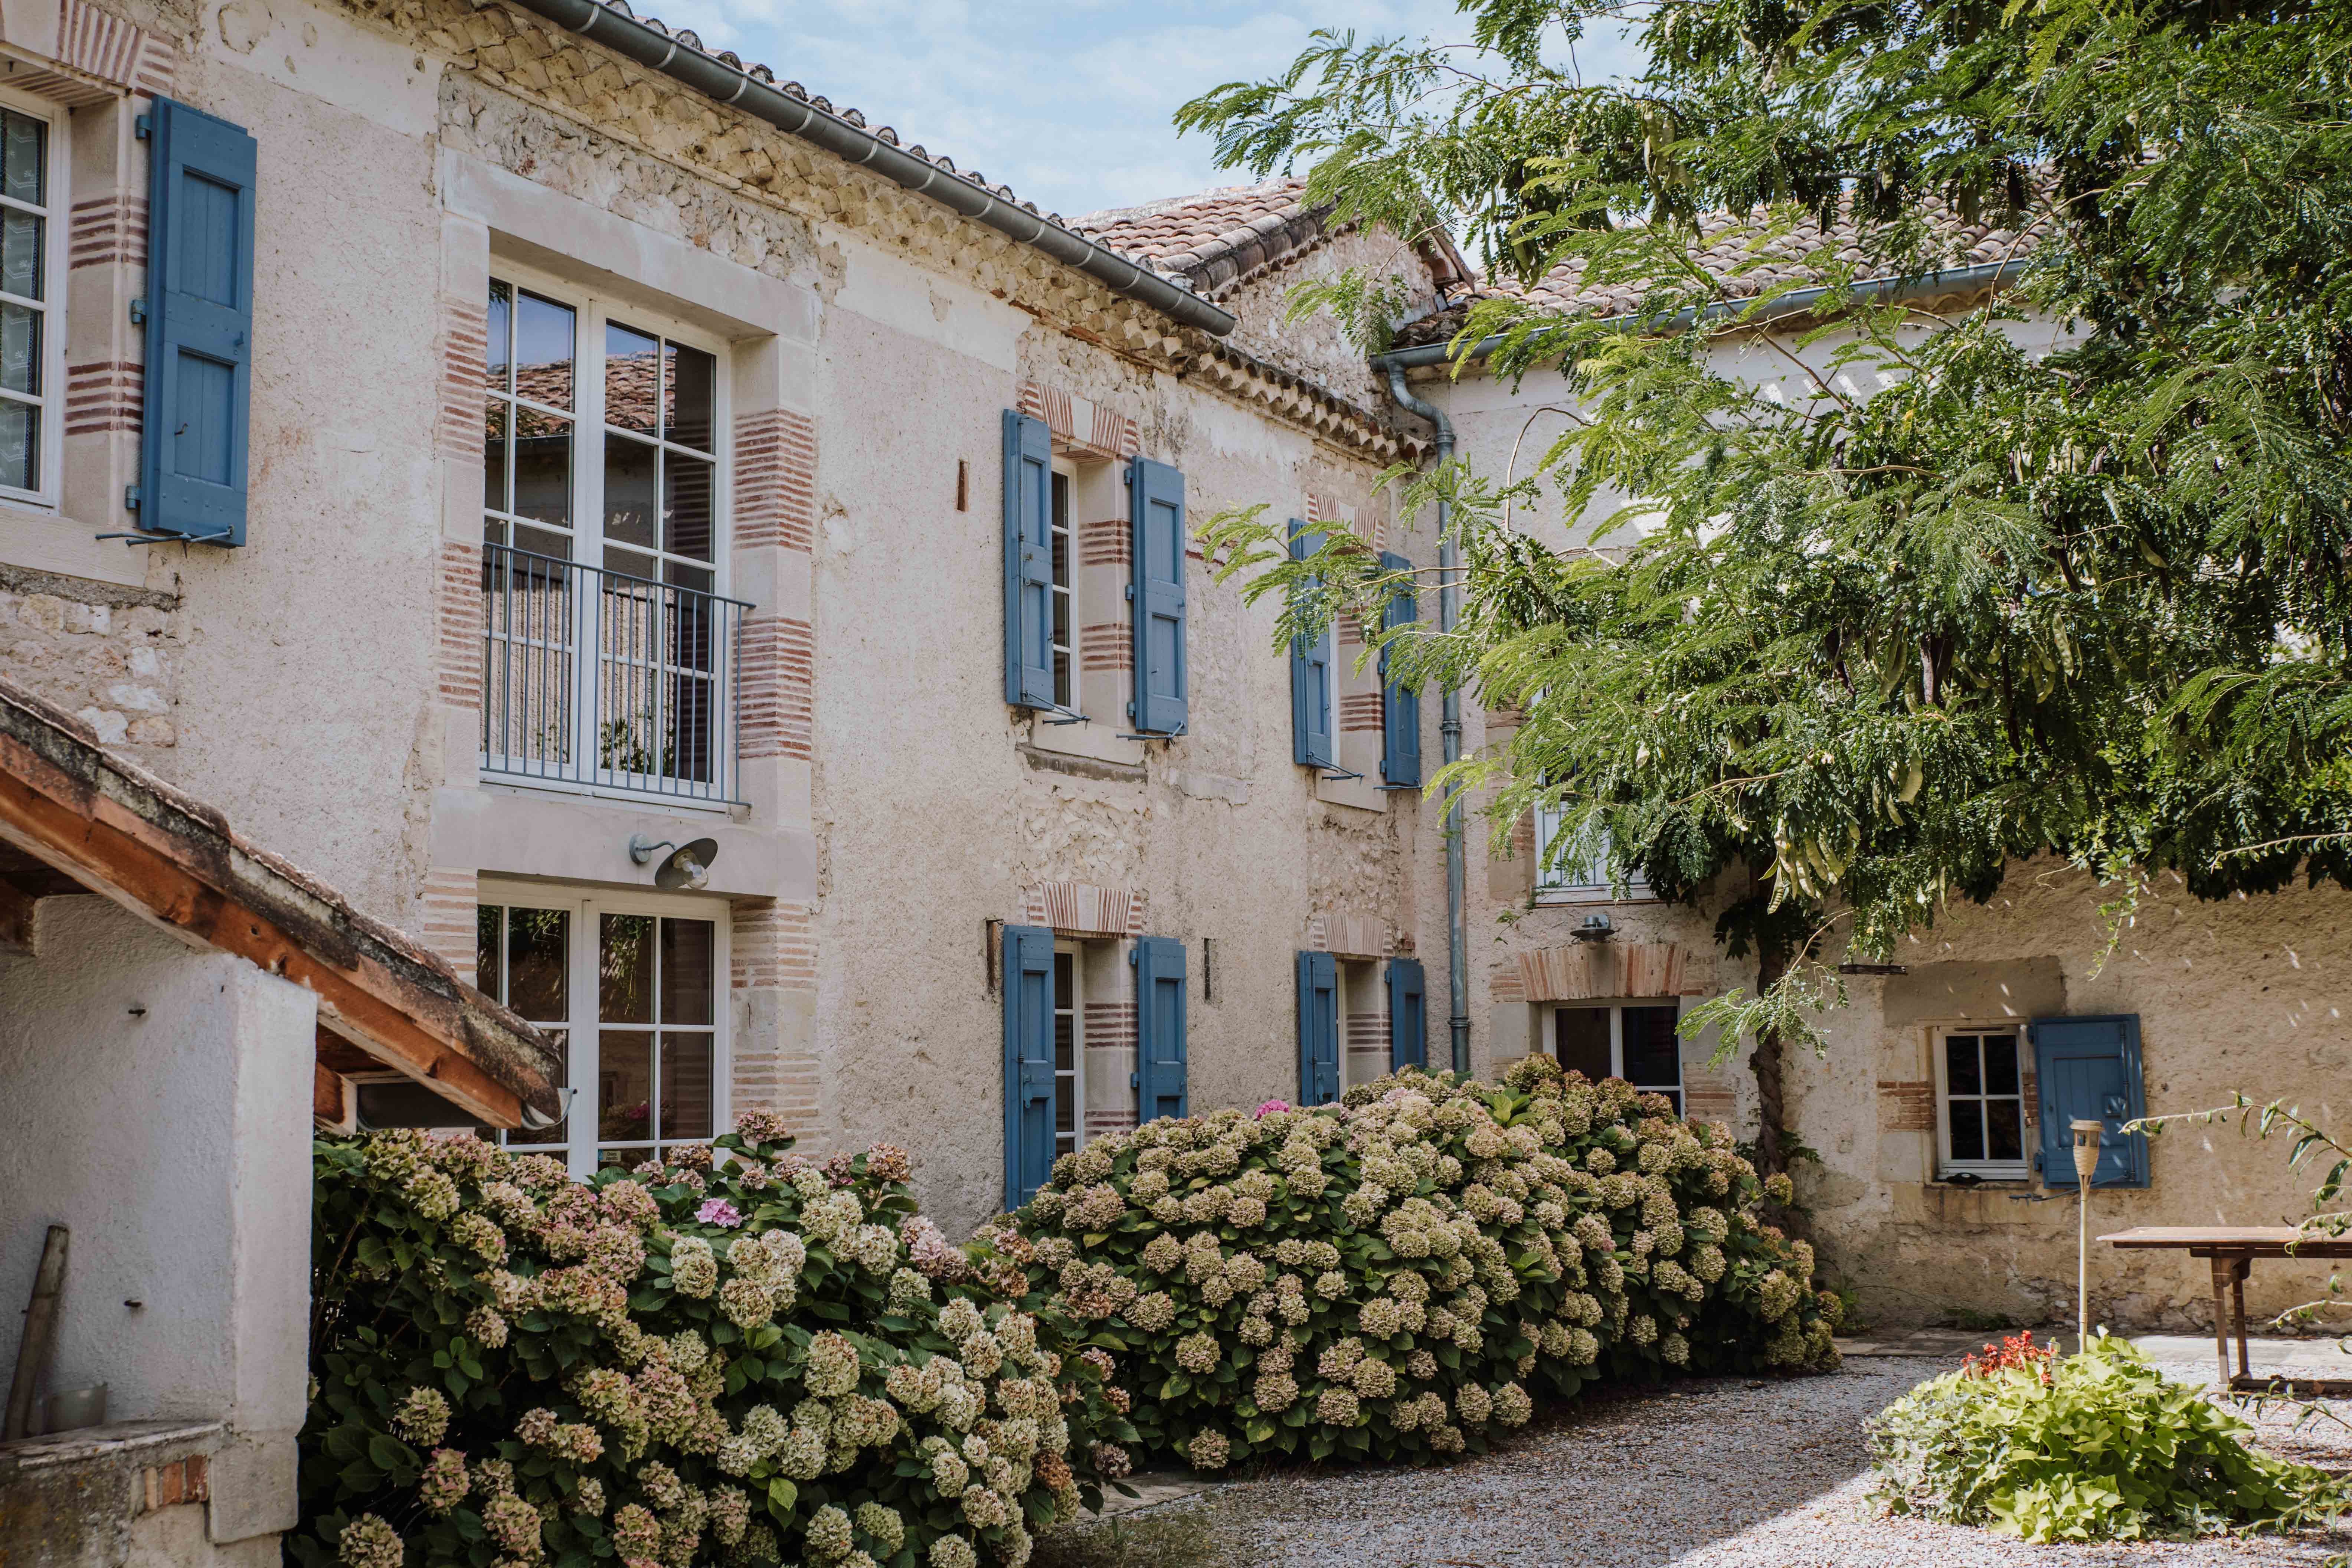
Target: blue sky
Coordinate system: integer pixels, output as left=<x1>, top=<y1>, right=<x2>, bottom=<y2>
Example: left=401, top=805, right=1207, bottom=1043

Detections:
left=638, top=1, right=1644, bottom=222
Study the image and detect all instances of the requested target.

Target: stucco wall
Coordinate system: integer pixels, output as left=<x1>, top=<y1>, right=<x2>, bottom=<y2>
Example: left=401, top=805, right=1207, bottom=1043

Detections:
left=0, top=896, right=313, bottom=1541
left=805, top=248, right=1426, bottom=1233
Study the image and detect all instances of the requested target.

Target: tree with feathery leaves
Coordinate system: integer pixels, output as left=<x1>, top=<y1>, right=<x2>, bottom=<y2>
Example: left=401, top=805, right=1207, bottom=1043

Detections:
left=1178, top=0, right=2352, bottom=1179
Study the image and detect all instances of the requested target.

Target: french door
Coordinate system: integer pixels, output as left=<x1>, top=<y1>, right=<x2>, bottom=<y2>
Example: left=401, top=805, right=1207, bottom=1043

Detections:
left=477, top=881, right=728, bottom=1179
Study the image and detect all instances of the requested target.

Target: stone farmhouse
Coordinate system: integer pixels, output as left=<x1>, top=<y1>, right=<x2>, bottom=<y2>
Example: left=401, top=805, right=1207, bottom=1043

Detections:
left=0, top=0, right=2342, bottom=1554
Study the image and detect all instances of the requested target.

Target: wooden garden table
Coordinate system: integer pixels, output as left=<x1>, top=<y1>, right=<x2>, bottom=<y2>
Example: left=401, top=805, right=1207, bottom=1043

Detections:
left=2103, top=1227, right=2352, bottom=1395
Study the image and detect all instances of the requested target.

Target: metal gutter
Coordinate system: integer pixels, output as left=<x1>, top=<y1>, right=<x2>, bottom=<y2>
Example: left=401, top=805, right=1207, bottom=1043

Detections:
left=1371, top=258, right=2024, bottom=370
left=502, top=0, right=1239, bottom=338
left=1383, top=363, right=1470, bottom=1077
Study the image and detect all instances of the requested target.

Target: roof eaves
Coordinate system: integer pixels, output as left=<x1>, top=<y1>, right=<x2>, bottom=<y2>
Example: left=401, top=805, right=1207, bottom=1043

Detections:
left=500, top=0, right=1239, bottom=338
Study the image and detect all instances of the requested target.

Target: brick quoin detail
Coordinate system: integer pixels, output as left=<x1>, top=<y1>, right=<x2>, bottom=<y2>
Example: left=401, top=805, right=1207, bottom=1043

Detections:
left=730, top=898, right=820, bottom=1143
left=1078, top=515, right=1128, bottom=567
left=140, top=1455, right=208, bottom=1514
left=1082, top=1000, right=1135, bottom=1052
left=1877, top=1080, right=1936, bottom=1133
left=68, top=193, right=144, bottom=270
left=740, top=615, right=812, bottom=762
left=1683, top=1067, right=1737, bottom=1126
left=1339, top=692, right=1385, bottom=733
left=736, top=408, right=816, bottom=554
left=1345, top=1011, right=1387, bottom=1054
left=439, top=293, right=487, bottom=463
left=61, top=0, right=176, bottom=95
left=418, top=867, right=477, bottom=983
left=1079, top=621, right=1130, bottom=673
left=437, top=539, right=482, bottom=710
left=1018, top=380, right=1139, bottom=461
left=64, top=360, right=140, bottom=436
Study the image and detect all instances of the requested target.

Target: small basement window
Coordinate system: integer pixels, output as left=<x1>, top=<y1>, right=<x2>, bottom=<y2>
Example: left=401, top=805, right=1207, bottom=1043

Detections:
left=1936, top=1026, right=2028, bottom=1181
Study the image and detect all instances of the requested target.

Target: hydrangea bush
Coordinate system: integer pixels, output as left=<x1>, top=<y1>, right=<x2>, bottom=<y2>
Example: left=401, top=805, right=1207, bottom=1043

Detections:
left=974, top=1058, right=1839, bottom=1471
left=294, top=1116, right=1129, bottom=1568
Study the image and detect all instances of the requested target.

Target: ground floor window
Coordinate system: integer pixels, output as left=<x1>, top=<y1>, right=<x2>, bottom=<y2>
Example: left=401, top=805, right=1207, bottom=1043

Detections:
left=1551, top=1001, right=1683, bottom=1113
left=1935, top=1027, right=2028, bottom=1180
left=1054, top=942, right=1083, bottom=1158
left=478, top=883, right=726, bottom=1179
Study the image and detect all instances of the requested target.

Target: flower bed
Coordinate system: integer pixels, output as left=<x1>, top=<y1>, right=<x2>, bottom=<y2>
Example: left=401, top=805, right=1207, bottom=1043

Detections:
left=974, top=1058, right=1839, bottom=1472
left=295, top=1118, right=1125, bottom=1568
left=1870, top=1332, right=2350, bottom=1541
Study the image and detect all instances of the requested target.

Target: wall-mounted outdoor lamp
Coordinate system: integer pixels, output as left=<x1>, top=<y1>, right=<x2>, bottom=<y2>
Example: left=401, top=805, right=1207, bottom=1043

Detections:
left=629, top=835, right=717, bottom=891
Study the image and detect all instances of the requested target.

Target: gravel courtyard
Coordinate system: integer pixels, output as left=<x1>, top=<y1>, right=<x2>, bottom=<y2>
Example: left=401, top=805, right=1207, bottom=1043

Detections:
left=1034, top=1348, right=2352, bottom=1568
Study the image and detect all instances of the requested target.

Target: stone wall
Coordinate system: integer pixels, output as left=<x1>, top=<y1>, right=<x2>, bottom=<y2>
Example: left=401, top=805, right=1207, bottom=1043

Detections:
left=0, top=565, right=183, bottom=755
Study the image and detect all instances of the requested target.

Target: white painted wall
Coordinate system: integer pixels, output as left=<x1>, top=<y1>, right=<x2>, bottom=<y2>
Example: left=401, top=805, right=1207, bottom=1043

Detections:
left=0, top=897, right=314, bottom=1542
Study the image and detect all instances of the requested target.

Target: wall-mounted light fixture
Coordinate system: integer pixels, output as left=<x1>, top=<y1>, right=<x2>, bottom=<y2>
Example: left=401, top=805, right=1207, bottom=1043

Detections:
left=629, top=834, right=718, bottom=891
left=1571, top=912, right=1615, bottom=943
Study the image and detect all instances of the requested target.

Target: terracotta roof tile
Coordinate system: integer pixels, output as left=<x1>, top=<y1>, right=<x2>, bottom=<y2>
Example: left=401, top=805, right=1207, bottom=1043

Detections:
left=1078, top=178, right=1471, bottom=299
left=1392, top=197, right=2043, bottom=347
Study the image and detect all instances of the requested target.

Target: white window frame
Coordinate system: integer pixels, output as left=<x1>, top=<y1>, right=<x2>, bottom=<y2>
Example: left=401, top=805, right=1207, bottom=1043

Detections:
left=482, top=258, right=733, bottom=595
left=479, top=878, right=731, bottom=1181
left=1548, top=1000, right=1684, bottom=1111
left=1932, top=1024, right=2031, bottom=1182
left=1049, top=464, right=1075, bottom=711
left=0, top=87, right=68, bottom=511
left=1534, top=805, right=1652, bottom=904
left=1053, top=939, right=1086, bottom=1157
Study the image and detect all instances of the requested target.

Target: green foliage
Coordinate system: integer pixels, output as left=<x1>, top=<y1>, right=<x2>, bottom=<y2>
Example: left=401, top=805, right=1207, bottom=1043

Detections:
left=295, top=1121, right=1118, bottom=1568
left=1869, top=1333, right=2349, bottom=1541
left=1180, top=0, right=2352, bottom=1000
left=975, top=1061, right=1839, bottom=1474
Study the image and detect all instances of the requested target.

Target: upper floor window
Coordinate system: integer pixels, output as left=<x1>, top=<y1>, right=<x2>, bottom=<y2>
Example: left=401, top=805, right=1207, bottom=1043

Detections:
left=479, top=271, right=748, bottom=805
left=1534, top=805, right=1651, bottom=902
left=0, top=98, right=62, bottom=505
left=482, top=277, right=722, bottom=586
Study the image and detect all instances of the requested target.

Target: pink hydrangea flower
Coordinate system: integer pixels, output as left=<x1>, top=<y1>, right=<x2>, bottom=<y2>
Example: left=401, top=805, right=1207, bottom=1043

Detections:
left=695, top=1197, right=743, bottom=1229
left=1255, top=1100, right=1292, bottom=1119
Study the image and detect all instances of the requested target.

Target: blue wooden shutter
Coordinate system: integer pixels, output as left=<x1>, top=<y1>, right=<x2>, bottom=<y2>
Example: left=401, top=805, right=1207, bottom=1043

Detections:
left=1001, top=924, right=1057, bottom=1208
left=1295, top=949, right=1339, bottom=1105
left=1002, top=411, right=1055, bottom=707
left=1386, top=957, right=1426, bottom=1072
left=1128, top=459, right=1188, bottom=735
left=1288, top=521, right=1333, bottom=767
left=138, top=99, right=258, bottom=545
left=2029, top=1015, right=2149, bottom=1188
left=1134, top=936, right=1188, bottom=1122
left=1378, top=550, right=1422, bottom=786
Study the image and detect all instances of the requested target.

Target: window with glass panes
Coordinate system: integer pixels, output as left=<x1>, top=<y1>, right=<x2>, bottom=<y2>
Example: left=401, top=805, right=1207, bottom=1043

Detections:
left=1551, top=1002, right=1684, bottom=1113
left=0, top=99, right=60, bottom=500
left=481, top=276, right=722, bottom=584
left=1053, top=944, right=1082, bottom=1158
left=1937, top=1028, right=2028, bottom=1179
left=1048, top=469, right=1073, bottom=709
left=478, top=888, right=723, bottom=1179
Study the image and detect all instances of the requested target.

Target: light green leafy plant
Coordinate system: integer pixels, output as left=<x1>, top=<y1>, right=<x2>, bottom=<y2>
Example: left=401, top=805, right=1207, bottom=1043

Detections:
left=974, top=1058, right=1839, bottom=1473
left=1869, top=1333, right=2348, bottom=1542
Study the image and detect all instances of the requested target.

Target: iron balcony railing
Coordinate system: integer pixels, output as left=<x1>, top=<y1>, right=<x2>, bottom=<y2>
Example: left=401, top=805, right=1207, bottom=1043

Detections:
left=480, top=543, right=749, bottom=805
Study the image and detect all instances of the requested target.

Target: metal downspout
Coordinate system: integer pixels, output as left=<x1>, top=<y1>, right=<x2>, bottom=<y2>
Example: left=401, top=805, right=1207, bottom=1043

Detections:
left=1384, top=363, right=1470, bottom=1076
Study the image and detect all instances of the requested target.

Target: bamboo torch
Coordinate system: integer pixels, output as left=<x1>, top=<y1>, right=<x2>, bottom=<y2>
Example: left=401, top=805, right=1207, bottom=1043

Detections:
left=2070, top=1118, right=2104, bottom=1352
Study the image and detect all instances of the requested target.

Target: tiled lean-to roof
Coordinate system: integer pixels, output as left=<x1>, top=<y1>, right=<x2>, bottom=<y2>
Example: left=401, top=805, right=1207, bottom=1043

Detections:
left=1391, top=196, right=2044, bottom=348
